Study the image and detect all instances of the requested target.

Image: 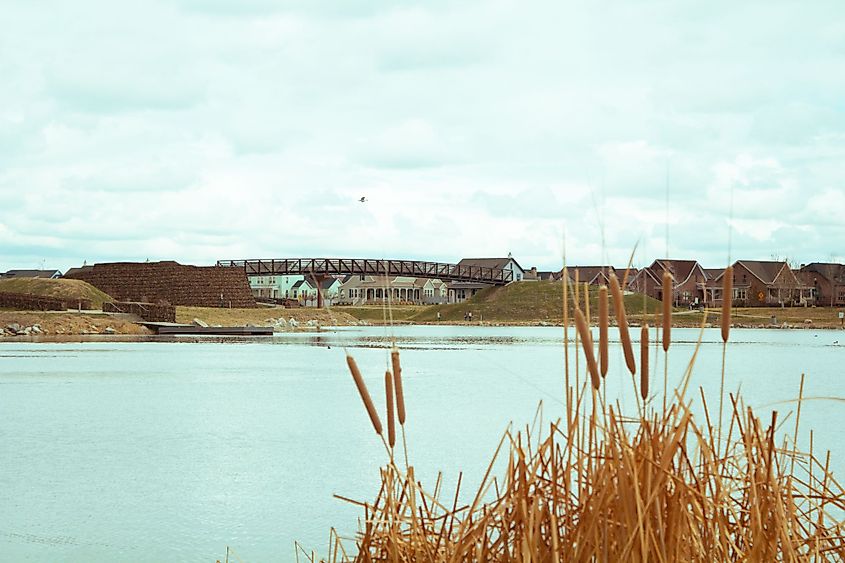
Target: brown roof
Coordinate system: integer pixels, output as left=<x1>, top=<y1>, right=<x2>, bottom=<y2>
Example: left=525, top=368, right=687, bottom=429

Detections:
left=703, top=268, right=724, bottom=280
left=736, top=260, right=789, bottom=285
left=801, top=263, right=845, bottom=284
left=651, top=260, right=700, bottom=284
left=457, top=257, right=524, bottom=272
left=569, top=266, right=617, bottom=285
left=2, top=269, right=62, bottom=278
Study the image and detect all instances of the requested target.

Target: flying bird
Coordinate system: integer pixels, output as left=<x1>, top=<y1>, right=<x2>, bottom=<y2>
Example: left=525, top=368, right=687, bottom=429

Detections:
left=359, top=196, right=367, bottom=203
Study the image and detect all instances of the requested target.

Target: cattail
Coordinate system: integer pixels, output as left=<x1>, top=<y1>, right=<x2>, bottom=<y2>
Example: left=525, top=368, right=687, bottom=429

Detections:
left=640, top=324, right=649, bottom=400
left=598, top=285, right=609, bottom=378
left=346, top=354, right=382, bottom=435
left=574, top=309, right=600, bottom=390
left=662, top=270, right=672, bottom=352
left=391, top=348, right=406, bottom=424
left=609, top=273, right=636, bottom=376
left=384, top=370, right=395, bottom=447
left=721, top=265, right=733, bottom=343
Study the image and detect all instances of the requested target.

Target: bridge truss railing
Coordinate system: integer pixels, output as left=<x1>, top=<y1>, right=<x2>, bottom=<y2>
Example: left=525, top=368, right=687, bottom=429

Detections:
left=216, top=258, right=513, bottom=285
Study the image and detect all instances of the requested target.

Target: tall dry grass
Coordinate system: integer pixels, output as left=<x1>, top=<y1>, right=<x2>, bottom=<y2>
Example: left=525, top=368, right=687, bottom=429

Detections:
left=305, top=267, right=845, bottom=563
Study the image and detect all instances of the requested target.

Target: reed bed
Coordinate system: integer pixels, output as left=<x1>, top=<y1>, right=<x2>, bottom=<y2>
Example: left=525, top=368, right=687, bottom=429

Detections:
left=307, top=274, right=845, bottom=563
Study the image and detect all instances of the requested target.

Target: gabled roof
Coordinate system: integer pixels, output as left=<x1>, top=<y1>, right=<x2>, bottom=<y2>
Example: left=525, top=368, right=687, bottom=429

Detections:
left=735, top=260, right=790, bottom=285
left=569, top=266, right=617, bottom=285
left=801, top=263, right=845, bottom=284
left=650, top=259, right=702, bottom=285
left=320, top=278, right=341, bottom=289
left=291, top=279, right=314, bottom=290
left=703, top=268, right=724, bottom=280
left=2, top=269, right=62, bottom=278
left=458, top=257, right=525, bottom=273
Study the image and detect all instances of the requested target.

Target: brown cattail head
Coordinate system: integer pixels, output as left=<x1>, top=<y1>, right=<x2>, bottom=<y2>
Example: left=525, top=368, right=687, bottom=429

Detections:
left=574, top=309, right=600, bottom=390
left=662, top=270, right=672, bottom=352
left=346, top=354, right=383, bottom=435
left=609, top=273, right=636, bottom=376
left=721, top=265, right=733, bottom=343
left=598, top=285, right=609, bottom=378
left=640, top=324, right=649, bottom=400
left=384, top=370, right=395, bottom=448
left=391, top=348, right=406, bottom=425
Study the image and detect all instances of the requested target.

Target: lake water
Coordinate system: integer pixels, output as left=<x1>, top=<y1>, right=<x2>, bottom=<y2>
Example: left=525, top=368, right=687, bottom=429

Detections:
left=1, top=326, right=843, bottom=562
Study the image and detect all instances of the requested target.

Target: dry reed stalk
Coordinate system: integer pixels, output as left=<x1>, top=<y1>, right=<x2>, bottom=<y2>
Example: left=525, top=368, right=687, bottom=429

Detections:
left=345, top=354, right=382, bottom=435
left=319, top=258, right=845, bottom=562
left=598, top=285, right=609, bottom=378
left=384, top=370, right=395, bottom=448
left=390, top=348, right=405, bottom=425
left=609, top=273, right=636, bottom=376
left=563, top=266, right=570, bottom=404
left=583, top=282, right=591, bottom=326
left=662, top=270, right=672, bottom=352
left=574, top=269, right=581, bottom=392
left=640, top=324, right=649, bottom=400
left=574, top=309, right=600, bottom=390
left=327, top=378, right=845, bottom=562
left=721, top=265, right=733, bottom=343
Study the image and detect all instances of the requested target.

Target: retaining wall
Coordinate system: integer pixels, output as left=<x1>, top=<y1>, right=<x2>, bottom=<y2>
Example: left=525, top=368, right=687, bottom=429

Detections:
left=103, top=301, right=177, bottom=323
left=65, top=261, right=256, bottom=308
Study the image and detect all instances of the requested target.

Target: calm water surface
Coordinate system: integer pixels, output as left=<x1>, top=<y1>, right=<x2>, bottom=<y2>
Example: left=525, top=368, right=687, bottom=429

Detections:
left=0, top=326, right=843, bottom=561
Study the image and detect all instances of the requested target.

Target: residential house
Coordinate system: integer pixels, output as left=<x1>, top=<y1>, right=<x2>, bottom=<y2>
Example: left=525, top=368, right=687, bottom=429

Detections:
left=422, top=279, right=448, bottom=304
left=629, top=260, right=707, bottom=306
left=290, top=279, right=315, bottom=305
left=248, top=274, right=306, bottom=300
left=1, top=269, right=62, bottom=279
left=569, top=266, right=618, bottom=287
left=457, top=255, right=525, bottom=283
left=319, top=277, right=343, bottom=306
left=706, top=260, right=812, bottom=307
left=338, top=276, right=444, bottom=305
left=700, top=268, right=726, bottom=307
left=799, top=263, right=845, bottom=306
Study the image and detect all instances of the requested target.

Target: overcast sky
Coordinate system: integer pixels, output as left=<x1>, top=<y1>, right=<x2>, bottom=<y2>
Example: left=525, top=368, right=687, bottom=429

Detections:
left=2, top=1, right=843, bottom=272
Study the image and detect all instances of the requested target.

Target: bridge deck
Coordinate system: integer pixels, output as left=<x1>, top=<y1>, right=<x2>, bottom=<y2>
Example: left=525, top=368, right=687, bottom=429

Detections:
left=216, top=258, right=513, bottom=285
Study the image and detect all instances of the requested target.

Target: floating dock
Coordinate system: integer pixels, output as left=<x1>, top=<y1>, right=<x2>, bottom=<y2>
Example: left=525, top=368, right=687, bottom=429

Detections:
left=138, top=322, right=274, bottom=336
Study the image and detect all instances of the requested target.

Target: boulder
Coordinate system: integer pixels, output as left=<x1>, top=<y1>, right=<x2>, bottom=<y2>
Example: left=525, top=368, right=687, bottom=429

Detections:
left=6, top=323, right=21, bottom=335
left=192, top=318, right=209, bottom=328
left=103, top=327, right=117, bottom=334
left=288, top=318, right=299, bottom=328
left=31, top=325, right=42, bottom=334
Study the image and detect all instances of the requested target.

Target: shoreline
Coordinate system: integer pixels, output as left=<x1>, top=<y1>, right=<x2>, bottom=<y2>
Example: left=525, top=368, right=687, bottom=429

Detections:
left=2, top=306, right=843, bottom=338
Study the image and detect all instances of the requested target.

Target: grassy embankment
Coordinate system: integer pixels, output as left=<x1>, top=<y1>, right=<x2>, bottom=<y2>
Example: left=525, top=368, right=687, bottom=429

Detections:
left=0, top=277, right=113, bottom=308
left=339, top=281, right=661, bottom=325
left=338, top=281, right=845, bottom=328
left=0, top=278, right=150, bottom=335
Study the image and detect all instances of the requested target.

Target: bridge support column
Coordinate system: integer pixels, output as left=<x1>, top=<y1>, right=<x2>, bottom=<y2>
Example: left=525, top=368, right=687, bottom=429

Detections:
left=309, top=273, right=330, bottom=308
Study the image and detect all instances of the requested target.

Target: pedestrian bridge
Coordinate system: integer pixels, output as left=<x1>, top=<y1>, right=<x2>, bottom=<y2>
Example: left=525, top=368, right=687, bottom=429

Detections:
left=216, top=258, right=513, bottom=285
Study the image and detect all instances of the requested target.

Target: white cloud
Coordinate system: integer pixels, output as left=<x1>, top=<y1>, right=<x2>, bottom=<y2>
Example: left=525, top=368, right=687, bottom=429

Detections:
left=1, top=0, right=843, bottom=272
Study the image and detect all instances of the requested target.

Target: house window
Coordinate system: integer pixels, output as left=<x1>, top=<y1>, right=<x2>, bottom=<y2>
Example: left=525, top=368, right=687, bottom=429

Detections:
left=734, top=288, right=747, bottom=300
left=292, top=290, right=297, bottom=298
